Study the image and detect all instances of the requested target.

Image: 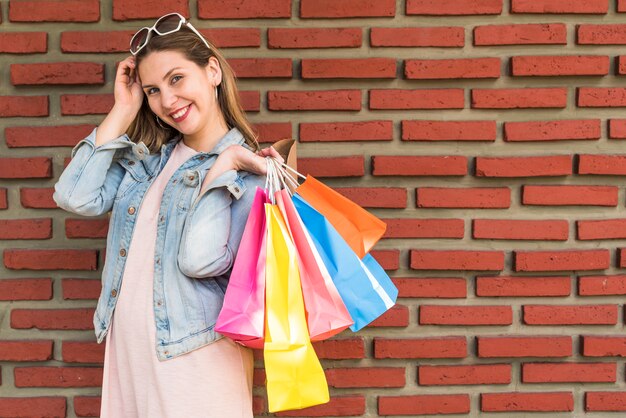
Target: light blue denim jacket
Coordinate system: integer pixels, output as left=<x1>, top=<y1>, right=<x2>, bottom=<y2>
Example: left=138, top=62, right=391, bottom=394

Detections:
left=53, top=126, right=265, bottom=360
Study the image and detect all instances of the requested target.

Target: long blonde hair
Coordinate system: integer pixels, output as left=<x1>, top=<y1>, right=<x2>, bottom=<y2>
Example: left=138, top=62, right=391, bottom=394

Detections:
left=127, top=26, right=260, bottom=154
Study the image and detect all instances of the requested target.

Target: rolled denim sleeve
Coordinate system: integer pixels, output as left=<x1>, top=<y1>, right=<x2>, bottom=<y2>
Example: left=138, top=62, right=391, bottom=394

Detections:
left=53, top=127, right=135, bottom=216
left=178, top=170, right=265, bottom=279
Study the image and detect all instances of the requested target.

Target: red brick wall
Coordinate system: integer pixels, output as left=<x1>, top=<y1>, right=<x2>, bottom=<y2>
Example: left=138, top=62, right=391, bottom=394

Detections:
left=2, top=0, right=626, bottom=416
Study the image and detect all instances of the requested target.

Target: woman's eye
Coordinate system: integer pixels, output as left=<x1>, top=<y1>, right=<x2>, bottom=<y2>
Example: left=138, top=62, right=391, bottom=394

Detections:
left=147, top=87, right=158, bottom=95
left=172, top=75, right=182, bottom=84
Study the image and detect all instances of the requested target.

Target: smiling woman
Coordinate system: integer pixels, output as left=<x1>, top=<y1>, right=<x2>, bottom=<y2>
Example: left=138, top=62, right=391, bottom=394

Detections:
left=52, top=12, right=282, bottom=418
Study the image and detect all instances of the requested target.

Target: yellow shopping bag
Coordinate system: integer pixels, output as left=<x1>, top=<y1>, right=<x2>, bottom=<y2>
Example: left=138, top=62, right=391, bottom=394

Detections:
left=263, top=203, right=329, bottom=413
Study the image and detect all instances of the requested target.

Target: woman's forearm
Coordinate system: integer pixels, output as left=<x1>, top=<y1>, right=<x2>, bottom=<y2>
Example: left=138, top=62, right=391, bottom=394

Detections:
left=96, top=105, right=137, bottom=147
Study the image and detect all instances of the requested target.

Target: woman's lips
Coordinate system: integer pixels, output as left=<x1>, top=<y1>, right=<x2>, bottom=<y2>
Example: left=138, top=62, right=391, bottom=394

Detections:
left=171, top=104, right=191, bottom=123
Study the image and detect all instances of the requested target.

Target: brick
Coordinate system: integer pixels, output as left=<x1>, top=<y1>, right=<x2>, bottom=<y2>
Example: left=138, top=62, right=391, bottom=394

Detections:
left=621, top=0, right=626, bottom=12
left=9, top=0, right=99, bottom=22
left=522, top=185, right=617, bottom=206
left=74, top=396, right=100, bottom=417
left=370, top=89, right=464, bottom=110
left=300, top=121, right=392, bottom=142
left=373, top=156, right=467, bottom=176
left=511, top=55, right=609, bottom=76
left=586, top=392, right=626, bottom=411
left=578, top=24, right=626, bottom=45
left=0, top=158, right=52, bottom=179
left=198, top=0, right=289, bottom=19
left=300, top=0, right=395, bottom=18
left=0, top=398, right=66, bottom=418
left=472, top=88, right=567, bottom=109
left=112, top=0, right=188, bottom=20
left=0, top=95, right=49, bottom=117
left=11, top=308, right=95, bottom=330
left=326, top=368, right=405, bottom=388
left=229, top=58, right=292, bottom=78
left=298, top=156, right=364, bottom=177
left=62, top=341, right=104, bottom=364
left=268, top=90, right=361, bottom=111
left=0, top=32, right=47, bottom=53
left=474, top=23, right=567, bottom=46
left=62, top=278, right=101, bottom=300
left=65, top=219, right=109, bottom=239
left=302, top=58, right=396, bottom=79
left=383, top=218, right=464, bottom=239
left=312, top=338, right=365, bottom=359
left=0, top=278, right=52, bottom=301
left=4, top=249, right=98, bottom=271
left=417, top=187, right=510, bottom=209
left=268, top=28, right=361, bottom=48
left=579, top=155, right=626, bottom=175
left=476, top=275, right=571, bottom=297
left=578, top=88, right=626, bottom=107
left=371, top=247, right=400, bottom=267
left=522, top=362, right=615, bottom=383
left=374, top=337, right=467, bottom=359
left=61, top=30, right=134, bottom=53
left=473, top=219, right=568, bottom=241
left=618, top=56, right=626, bottom=75
left=371, top=27, right=464, bottom=47
left=234, top=91, right=258, bottom=112
left=578, top=219, right=626, bottom=240
left=61, top=94, right=114, bottom=115
left=393, top=277, right=467, bottom=298
left=610, top=119, right=626, bottom=138
left=11, top=63, right=104, bottom=86
left=482, top=392, right=574, bottom=412
left=367, top=305, right=409, bottom=327
left=406, top=0, right=502, bottom=15
left=202, top=28, right=261, bottom=48
left=582, top=274, right=626, bottom=296
left=420, top=305, right=512, bottom=325
left=476, top=155, right=572, bottom=177
left=515, top=250, right=610, bottom=272
left=511, top=0, right=608, bottom=14
left=0, top=189, right=7, bottom=209
left=0, top=340, right=53, bottom=361
left=419, top=364, right=511, bottom=385
left=334, top=187, right=406, bottom=208
left=478, top=336, right=572, bottom=358
left=0, top=219, right=52, bottom=240
left=254, top=122, right=291, bottom=143
left=402, top=120, right=496, bottom=141
left=378, top=394, right=470, bottom=415
left=14, top=366, right=103, bottom=387
left=411, top=250, right=504, bottom=271
left=523, top=305, right=617, bottom=325
left=405, top=58, right=500, bottom=79
left=582, top=336, right=626, bottom=356
left=504, top=119, right=601, bottom=141
left=20, top=188, right=56, bottom=209
left=5, top=124, right=95, bottom=148
left=275, top=395, right=365, bottom=417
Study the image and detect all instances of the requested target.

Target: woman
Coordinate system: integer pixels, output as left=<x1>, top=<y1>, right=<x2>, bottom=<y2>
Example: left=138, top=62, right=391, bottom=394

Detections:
left=53, top=13, right=280, bottom=417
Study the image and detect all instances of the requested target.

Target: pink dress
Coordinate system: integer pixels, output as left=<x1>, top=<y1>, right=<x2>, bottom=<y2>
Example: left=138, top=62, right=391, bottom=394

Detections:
left=100, top=140, right=254, bottom=418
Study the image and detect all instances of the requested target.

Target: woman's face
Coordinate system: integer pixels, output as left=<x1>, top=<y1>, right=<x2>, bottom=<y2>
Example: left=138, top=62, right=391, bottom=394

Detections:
left=138, top=50, right=221, bottom=136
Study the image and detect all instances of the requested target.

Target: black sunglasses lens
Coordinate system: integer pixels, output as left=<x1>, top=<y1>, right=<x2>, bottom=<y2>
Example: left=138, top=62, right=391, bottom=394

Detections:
left=131, top=28, right=149, bottom=52
left=155, top=14, right=182, bottom=34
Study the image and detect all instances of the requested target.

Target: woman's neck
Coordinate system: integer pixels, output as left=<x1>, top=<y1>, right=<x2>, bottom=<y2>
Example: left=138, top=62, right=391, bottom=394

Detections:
left=182, top=115, right=229, bottom=153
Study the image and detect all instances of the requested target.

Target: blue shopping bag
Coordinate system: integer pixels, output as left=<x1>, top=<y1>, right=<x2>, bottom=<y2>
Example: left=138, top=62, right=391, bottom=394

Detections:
left=292, top=194, right=398, bottom=331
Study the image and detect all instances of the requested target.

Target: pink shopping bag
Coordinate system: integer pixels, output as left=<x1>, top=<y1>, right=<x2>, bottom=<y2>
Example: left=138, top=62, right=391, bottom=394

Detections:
left=215, top=187, right=268, bottom=348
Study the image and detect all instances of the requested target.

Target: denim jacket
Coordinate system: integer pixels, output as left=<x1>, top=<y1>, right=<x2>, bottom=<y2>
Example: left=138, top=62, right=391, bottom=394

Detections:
left=53, top=126, right=265, bottom=360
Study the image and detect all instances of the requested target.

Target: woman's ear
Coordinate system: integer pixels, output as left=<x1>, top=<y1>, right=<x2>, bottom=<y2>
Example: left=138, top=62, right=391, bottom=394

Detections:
left=206, top=56, right=223, bottom=86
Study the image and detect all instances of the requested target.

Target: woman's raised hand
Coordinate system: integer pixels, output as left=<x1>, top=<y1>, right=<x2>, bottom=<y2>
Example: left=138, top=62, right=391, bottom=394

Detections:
left=113, top=56, right=144, bottom=115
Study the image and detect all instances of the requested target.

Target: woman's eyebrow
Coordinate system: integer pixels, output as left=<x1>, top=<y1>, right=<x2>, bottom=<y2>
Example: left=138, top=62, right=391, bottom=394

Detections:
left=141, top=67, right=183, bottom=88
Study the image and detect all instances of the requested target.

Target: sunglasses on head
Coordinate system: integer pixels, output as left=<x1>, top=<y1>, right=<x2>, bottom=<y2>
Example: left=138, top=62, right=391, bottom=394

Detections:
left=129, top=13, right=211, bottom=55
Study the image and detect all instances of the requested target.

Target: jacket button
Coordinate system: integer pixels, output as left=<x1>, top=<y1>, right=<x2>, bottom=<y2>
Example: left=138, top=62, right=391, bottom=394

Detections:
left=128, top=160, right=135, bottom=166
left=189, top=175, right=195, bottom=181
left=128, top=206, right=136, bottom=215
left=111, top=289, right=117, bottom=297
left=119, top=249, right=126, bottom=257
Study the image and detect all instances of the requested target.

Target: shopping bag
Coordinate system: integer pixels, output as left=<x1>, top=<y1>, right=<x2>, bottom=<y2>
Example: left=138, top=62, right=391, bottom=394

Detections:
left=295, top=174, right=386, bottom=259
left=275, top=188, right=353, bottom=341
left=215, top=187, right=268, bottom=349
left=263, top=203, right=329, bottom=412
left=292, top=193, right=398, bottom=331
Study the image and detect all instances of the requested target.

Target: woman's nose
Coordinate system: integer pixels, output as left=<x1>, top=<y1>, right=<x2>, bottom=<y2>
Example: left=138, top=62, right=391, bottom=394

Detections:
left=161, top=89, right=178, bottom=112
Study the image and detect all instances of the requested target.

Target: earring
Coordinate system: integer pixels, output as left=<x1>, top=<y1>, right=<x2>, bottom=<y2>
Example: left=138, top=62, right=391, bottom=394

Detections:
left=215, top=85, right=218, bottom=102
left=155, top=115, right=165, bottom=128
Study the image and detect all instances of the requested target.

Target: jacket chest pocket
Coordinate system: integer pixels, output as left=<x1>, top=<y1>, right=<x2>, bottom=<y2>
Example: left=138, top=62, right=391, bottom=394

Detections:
left=115, top=159, right=150, bottom=201
left=175, top=169, right=201, bottom=212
